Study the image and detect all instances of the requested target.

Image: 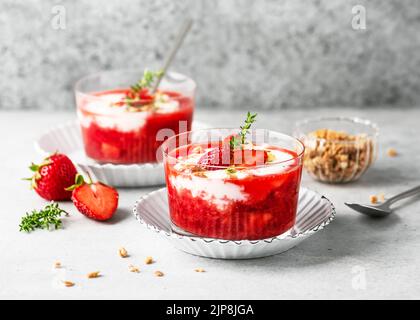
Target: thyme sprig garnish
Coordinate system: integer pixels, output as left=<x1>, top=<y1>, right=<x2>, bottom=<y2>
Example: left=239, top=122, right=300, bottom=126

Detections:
left=230, top=112, right=258, bottom=150
left=19, top=202, right=68, bottom=233
left=130, top=69, right=164, bottom=93
left=121, top=69, right=164, bottom=109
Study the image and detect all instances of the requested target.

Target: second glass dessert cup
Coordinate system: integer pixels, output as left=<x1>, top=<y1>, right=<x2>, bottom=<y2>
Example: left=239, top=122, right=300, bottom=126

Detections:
left=161, top=128, right=305, bottom=241
left=75, top=69, right=196, bottom=164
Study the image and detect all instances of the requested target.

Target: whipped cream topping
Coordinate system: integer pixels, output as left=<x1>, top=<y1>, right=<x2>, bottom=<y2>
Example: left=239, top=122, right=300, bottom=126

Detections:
left=79, top=92, right=180, bottom=132
left=154, top=93, right=180, bottom=113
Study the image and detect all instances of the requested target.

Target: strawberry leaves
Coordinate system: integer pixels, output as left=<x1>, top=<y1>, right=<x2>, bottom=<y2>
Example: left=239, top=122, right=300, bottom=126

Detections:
left=65, top=173, right=89, bottom=191
left=23, top=159, right=52, bottom=189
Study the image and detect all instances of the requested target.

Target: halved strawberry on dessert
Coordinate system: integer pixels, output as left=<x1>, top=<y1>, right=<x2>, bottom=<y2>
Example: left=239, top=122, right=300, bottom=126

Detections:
left=197, top=146, right=231, bottom=170
left=197, top=146, right=269, bottom=169
left=197, top=113, right=270, bottom=170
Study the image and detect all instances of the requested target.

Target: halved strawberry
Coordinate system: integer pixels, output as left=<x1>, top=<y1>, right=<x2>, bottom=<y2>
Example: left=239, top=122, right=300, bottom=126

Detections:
left=197, top=147, right=231, bottom=170
left=66, top=174, right=119, bottom=221
left=24, top=153, right=77, bottom=201
left=126, top=90, right=136, bottom=100
left=138, top=88, right=154, bottom=100
left=232, top=149, right=268, bottom=166
left=124, top=88, right=155, bottom=106
left=198, top=141, right=269, bottom=169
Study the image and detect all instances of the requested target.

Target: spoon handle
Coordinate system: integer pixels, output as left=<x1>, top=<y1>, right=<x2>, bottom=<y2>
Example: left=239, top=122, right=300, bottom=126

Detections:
left=386, top=185, right=420, bottom=205
left=151, top=19, right=193, bottom=94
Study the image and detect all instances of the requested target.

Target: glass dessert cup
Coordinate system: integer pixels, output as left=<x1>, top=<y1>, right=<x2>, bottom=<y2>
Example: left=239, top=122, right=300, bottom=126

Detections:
left=75, top=69, right=196, bottom=164
left=294, top=117, right=378, bottom=183
left=161, top=129, right=305, bottom=241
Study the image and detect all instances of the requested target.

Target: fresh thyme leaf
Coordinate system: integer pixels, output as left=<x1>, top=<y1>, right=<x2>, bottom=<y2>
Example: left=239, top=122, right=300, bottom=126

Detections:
left=240, top=112, right=257, bottom=144
left=229, top=112, right=258, bottom=149
left=19, top=202, right=68, bottom=233
left=230, top=136, right=241, bottom=150
left=130, top=69, right=164, bottom=93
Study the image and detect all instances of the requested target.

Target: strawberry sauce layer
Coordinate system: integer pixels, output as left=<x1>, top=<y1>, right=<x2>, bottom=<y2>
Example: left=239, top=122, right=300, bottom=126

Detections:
left=77, top=89, right=194, bottom=164
left=165, top=144, right=303, bottom=240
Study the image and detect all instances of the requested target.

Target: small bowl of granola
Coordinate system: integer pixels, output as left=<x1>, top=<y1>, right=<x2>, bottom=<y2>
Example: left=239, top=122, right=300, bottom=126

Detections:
left=294, top=117, right=378, bottom=183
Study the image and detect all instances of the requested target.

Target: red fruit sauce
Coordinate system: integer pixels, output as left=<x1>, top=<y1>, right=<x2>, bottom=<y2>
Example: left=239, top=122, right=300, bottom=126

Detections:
left=165, top=144, right=303, bottom=240
left=77, top=89, right=194, bottom=164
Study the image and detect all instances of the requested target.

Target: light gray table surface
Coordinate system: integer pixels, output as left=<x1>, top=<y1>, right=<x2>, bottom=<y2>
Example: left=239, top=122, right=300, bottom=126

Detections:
left=1, top=108, right=419, bottom=300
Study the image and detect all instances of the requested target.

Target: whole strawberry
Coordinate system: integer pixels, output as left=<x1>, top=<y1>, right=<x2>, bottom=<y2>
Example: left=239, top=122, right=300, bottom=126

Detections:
left=66, top=174, right=119, bottom=221
left=25, top=153, right=78, bottom=201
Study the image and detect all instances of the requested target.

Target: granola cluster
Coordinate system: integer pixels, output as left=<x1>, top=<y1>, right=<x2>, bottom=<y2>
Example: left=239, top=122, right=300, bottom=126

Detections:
left=302, top=129, right=375, bottom=183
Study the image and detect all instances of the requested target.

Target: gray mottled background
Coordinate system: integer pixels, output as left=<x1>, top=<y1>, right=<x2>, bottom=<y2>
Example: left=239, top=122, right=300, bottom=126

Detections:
left=1, top=0, right=420, bottom=110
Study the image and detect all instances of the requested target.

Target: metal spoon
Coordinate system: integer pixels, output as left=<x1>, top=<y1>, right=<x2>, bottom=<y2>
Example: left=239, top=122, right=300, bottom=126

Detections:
left=151, top=19, right=193, bottom=94
left=345, top=185, right=420, bottom=217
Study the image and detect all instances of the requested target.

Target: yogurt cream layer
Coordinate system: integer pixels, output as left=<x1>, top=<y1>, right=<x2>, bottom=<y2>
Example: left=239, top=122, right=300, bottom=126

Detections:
left=169, top=174, right=247, bottom=210
left=79, top=92, right=180, bottom=132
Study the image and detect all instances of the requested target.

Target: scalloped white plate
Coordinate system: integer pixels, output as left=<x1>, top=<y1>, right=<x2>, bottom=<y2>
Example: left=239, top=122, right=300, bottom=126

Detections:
left=34, top=121, right=210, bottom=187
left=133, top=187, right=336, bottom=259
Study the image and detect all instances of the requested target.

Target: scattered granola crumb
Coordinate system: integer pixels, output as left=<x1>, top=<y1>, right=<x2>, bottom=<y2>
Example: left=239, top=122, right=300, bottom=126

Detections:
left=119, top=247, right=129, bottom=258
left=145, top=256, right=154, bottom=265
left=63, top=281, right=75, bottom=287
left=154, top=271, right=164, bottom=277
left=54, top=261, right=62, bottom=269
left=387, top=148, right=398, bottom=157
left=195, top=268, right=205, bottom=273
left=87, top=271, right=101, bottom=279
left=370, top=195, right=378, bottom=204
left=193, top=171, right=208, bottom=178
left=129, top=265, right=140, bottom=273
